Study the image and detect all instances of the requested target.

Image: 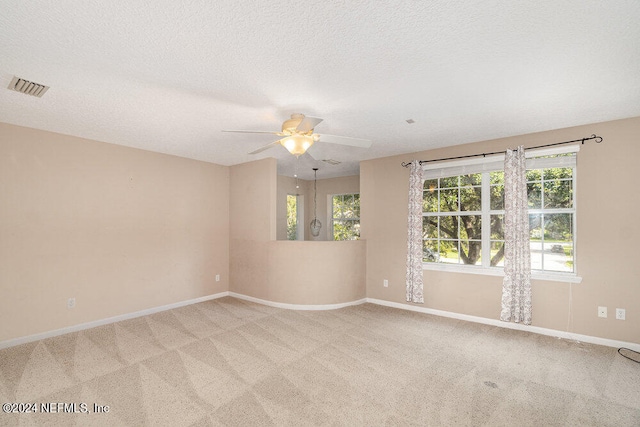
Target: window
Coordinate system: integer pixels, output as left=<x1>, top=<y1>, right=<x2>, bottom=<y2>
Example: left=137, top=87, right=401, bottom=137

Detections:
left=331, top=193, right=360, bottom=240
left=422, top=147, right=577, bottom=275
left=286, top=194, right=303, bottom=240
left=423, top=173, right=484, bottom=265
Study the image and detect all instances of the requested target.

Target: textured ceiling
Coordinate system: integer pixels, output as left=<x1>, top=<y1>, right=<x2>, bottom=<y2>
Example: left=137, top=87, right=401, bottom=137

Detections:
left=1, top=0, right=639, bottom=180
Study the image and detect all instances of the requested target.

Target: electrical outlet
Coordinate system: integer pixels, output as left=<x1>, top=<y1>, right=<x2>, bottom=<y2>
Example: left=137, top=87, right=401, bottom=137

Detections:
left=67, top=298, right=76, bottom=309
left=383, top=279, right=389, bottom=288
left=597, top=306, right=607, bottom=318
left=215, top=274, right=220, bottom=282
left=616, top=308, right=626, bottom=320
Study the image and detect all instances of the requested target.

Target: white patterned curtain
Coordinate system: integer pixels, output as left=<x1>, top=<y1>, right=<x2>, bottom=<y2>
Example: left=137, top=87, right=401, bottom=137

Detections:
left=500, top=146, right=532, bottom=324
left=406, top=160, right=424, bottom=303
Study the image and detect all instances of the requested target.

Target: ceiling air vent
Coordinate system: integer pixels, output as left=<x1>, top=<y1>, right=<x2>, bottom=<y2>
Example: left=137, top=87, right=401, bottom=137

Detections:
left=8, top=76, right=49, bottom=97
left=322, top=159, right=341, bottom=165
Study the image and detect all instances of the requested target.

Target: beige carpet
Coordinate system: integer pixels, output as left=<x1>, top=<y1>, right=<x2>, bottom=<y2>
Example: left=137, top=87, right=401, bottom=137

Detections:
left=0, top=297, right=638, bottom=426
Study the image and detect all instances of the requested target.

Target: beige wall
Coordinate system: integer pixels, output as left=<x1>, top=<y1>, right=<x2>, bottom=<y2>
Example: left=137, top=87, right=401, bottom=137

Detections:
left=3, top=116, right=638, bottom=346
left=231, top=160, right=365, bottom=304
left=229, top=158, right=277, bottom=298
left=361, top=116, right=640, bottom=344
left=266, top=240, right=366, bottom=304
left=0, top=123, right=230, bottom=342
left=229, top=158, right=277, bottom=242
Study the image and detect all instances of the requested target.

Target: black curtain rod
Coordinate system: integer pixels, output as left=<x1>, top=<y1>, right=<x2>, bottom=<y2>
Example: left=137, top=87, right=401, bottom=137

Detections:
left=401, top=134, right=603, bottom=168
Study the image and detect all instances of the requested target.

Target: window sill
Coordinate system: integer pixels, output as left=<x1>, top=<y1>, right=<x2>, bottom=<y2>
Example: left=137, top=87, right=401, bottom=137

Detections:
left=422, top=263, right=582, bottom=283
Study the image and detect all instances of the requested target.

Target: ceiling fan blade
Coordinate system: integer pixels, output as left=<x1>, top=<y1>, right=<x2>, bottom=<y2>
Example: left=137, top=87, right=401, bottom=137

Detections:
left=307, top=143, right=328, bottom=159
left=317, top=134, right=372, bottom=148
left=222, top=130, right=282, bottom=135
left=249, top=140, right=282, bottom=155
left=296, top=116, right=323, bottom=133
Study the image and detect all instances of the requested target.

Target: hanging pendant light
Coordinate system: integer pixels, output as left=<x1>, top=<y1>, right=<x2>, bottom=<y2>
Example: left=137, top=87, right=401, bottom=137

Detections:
left=310, top=168, right=322, bottom=237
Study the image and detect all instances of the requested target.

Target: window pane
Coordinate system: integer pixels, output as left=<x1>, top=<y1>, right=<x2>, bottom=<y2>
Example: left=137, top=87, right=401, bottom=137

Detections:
left=338, top=195, right=346, bottom=214
left=544, top=213, right=572, bottom=242
left=538, top=213, right=573, bottom=272
left=343, top=205, right=355, bottom=219
left=332, top=194, right=360, bottom=241
left=346, top=220, right=357, bottom=240
left=530, top=250, right=543, bottom=270
left=439, top=216, right=458, bottom=240
left=490, top=241, right=505, bottom=267
left=353, top=203, right=360, bottom=218
left=353, top=194, right=360, bottom=217
left=461, top=173, right=482, bottom=186
left=490, top=214, right=504, bottom=240
left=350, top=220, right=361, bottom=240
left=423, top=189, right=438, bottom=212
left=439, top=240, right=459, bottom=264
left=460, top=186, right=481, bottom=211
left=423, top=240, right=439, bottom=263
left=333, top=219, right=344, bottom=240
left=544, top=241, right=573, bottom=272
left=459, top=215, right=482, bottom=240
left=490, top=184, right=504, bottom=210
left=343, top=195, right=354, bottom=217
left=544, top=167, right=572, bottom=180
left=528, top=182, right=542, bottom=209
left=287, top=195, right=297, bottom=240
left=526, top=169, right=541, bottom=182
left=530, top=213, right=543, bottom=270
left=529, top=214, right=542, bottom=240
left=334, top=219, right=359, bottom=240
left=544, top=180, right=572, bottom=208
left=340, top=220, right=352, bottom=239
left=440, top=189, right=458, bottom=212
left=333, top=195, right=343, bottom=216
left=441, top=176, right=458, bottom=188
left=422, top=216, right=438, bottom=239
left=490, top=171, right=504, bottom=185
left=424, top=179, right=438, bottom=191
left=461, top=240, right=482, bottom=265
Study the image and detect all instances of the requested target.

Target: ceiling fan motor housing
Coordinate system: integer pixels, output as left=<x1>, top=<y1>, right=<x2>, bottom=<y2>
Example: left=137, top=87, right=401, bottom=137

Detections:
left=282, top=113, right=306, bottom=134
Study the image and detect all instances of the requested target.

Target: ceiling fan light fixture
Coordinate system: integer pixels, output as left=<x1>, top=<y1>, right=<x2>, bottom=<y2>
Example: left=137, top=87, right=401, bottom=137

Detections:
left=282, top=135, right=314, bottom=156
left=227, top=112, right=371, bottom=157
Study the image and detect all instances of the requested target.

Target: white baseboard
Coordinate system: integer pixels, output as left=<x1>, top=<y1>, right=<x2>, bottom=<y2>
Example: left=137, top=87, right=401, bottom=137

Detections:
left=229, top=292, right=367, bottom=311
left=3, top=291, right=637, bottom=354
left=366, top=298, right=640, bottom=353
left=0, top=292, right=230, bottom=350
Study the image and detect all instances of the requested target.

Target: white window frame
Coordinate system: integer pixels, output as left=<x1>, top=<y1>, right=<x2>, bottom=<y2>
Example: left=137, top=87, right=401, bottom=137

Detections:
left=330, top=193, right=361, bottom=241
left=422, top=145, right=581, bottom=283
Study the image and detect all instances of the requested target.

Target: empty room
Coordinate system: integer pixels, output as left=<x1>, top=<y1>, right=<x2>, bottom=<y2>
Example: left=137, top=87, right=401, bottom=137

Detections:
left=1, top=1, right=639, bottom=426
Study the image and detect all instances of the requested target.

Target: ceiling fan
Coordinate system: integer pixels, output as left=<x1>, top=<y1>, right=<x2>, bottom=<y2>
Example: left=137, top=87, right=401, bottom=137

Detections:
left=222, top=113, right=372, bottom=157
